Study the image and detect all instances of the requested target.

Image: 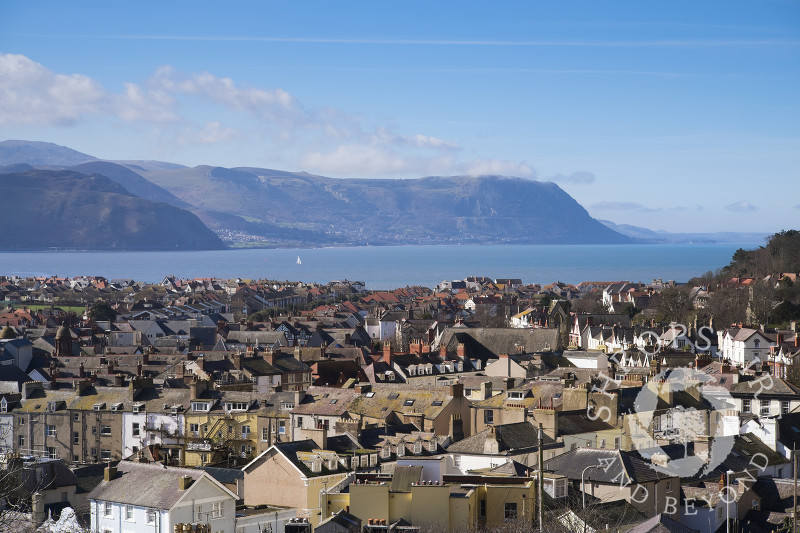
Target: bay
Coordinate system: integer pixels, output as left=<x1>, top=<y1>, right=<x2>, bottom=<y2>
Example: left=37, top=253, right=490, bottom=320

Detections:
left=0, top=244, right=752, bottom=290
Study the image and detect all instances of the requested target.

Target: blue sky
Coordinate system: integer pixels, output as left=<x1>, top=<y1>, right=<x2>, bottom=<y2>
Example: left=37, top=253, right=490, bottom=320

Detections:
left=1, top=1, right=798, bottom=233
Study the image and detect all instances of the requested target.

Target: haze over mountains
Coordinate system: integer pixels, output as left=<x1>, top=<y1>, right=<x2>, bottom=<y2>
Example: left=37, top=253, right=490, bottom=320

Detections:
left=0, top=140, right=762, bottom=251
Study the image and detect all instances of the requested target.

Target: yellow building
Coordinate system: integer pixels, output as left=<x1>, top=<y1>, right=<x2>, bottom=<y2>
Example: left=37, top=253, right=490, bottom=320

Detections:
left=324, top=466, right=537, bottom=532
left=241, top=439, right=352, bottom=527
left=184, top=383, right=261, bottom=467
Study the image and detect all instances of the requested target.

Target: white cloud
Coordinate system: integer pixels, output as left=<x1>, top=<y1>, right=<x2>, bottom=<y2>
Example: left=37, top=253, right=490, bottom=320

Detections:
left=177, top=121, right=239, bottom=145
left=463, top=158, right=535, bottom=177
left=725, top=200, right=759, bottom=212
left=0, top=53, right=541, bottom=177
left=0, top=53, right=107, bottom=126
left=548, top=170, right=596, bottom=185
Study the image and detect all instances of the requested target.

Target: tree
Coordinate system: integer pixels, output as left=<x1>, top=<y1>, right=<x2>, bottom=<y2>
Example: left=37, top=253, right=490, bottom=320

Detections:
left=701, top=286, right=748, bottom=328
left=87, top=300, right=116, bottom=322
left=654, top=285, right=693, bottom=323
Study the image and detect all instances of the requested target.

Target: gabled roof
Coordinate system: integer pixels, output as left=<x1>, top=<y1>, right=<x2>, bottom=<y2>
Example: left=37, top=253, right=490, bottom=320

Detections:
left=543, top=448, right=672, bottom=484
left=448, top=422, right=552, bottom=455
left=87, top=461, right=236, bottom=509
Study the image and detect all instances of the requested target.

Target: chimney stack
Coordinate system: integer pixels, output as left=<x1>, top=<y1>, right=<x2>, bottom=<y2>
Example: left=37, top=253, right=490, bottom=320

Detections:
left=179, top=475, right=194, bottom=490
left=104, top=464, right=117, bottom=482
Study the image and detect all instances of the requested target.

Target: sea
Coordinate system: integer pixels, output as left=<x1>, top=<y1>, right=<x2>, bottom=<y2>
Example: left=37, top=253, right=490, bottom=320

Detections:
left=0, top=243, right=755, bottom=290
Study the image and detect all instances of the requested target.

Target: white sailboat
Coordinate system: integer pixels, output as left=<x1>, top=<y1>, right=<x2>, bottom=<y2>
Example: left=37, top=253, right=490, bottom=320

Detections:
left=296, top=256, right=302, bottom=265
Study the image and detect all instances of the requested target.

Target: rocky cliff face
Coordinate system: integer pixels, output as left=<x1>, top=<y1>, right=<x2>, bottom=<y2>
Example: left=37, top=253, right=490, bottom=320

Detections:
left=0, top=170, right=225, bottom=250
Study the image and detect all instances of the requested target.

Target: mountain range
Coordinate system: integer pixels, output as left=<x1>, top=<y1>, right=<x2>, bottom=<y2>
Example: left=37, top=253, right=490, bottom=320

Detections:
left=0, top=140, right=762, bottom=251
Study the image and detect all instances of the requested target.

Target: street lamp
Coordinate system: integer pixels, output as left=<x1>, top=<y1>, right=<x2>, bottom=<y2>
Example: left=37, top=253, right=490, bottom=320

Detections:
left=582, top=464, right=603, bottom=533
left=726, top=470, right=734, bottom=533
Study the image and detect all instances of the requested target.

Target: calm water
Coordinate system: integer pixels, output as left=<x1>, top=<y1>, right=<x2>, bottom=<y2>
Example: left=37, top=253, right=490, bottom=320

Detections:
left=0, top=244, right=752, bottom=290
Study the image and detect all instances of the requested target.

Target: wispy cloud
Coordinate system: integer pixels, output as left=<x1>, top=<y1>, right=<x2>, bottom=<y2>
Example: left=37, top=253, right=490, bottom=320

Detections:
left=0, top=52, right=541, bottom=178
left=87, top=35, right=800, bottom=48
left=590, top=201, right=687, bottom=213
left=548, top=171, right=596, bottom=185
left=4, top=32, right=798, bottom=48
left=725, top=200, right=759, bottom=212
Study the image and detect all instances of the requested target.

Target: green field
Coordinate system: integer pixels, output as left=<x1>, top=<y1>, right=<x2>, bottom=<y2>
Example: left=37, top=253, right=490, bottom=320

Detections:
left=4, top=303, right=86, bottom=314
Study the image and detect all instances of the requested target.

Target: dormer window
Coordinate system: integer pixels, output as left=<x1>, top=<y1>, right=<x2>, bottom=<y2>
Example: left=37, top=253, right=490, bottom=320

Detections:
left=170, top=406, right=179, bottom=416
left=191, top=402, right=211, bottom=412
left=413, top=440, right=422, bottom=454
left=0, top=398, right=6, bottom=413
left=93, top=403, right=105, bottom=412
left=507, top=391, right=524, bottom=400
left=110, top=403, right=123, bottom=412
left=381, top=446, right=391, bottom=459
left=224, top=402, right=248, bottom=412
left=132, top=403, right=144, bottom=414
left=428, top=440, right=437, bottom=452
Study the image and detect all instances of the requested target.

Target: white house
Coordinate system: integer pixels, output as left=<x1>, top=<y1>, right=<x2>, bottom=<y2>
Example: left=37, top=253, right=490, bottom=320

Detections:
left=719, top=327, right=775, bottom=367
left=89, top=462, right=238, bottom=533
left=121, top=408, right=184, bottom=459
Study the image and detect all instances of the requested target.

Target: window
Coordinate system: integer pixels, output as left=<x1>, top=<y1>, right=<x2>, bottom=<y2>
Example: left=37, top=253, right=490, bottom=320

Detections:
left=73, top=413, right=79, bottom=421
left=104, top=502, right=113, bottom=516
left=600, top=439, right=606, bottom=448
left=18, top=435, right=24, bottom=447
left=191, top=402, right=210, bottom=412
left=761, top=399, right=770, bottom=416
left=210, top=501, right=223, bottom=519
left=262, top=427, right=269, bottom=441
left=666, top=480, right=672, bottom=491
left=484, top=410, right=494, bottom=425
left=752, top=499, right=759, bottom=509
left=100, top=449, right=111, bottom=460
left=414, top=440, right=422, bottom=454
left=754, top=339, right=761, bottom=348
left=280, top=402, right=294, bottom=410
left=743, top=399, right=751, bottom=413
left=225, top=402, right=248, bottom=411
left=73, top=431, right=79, bottom=444
left=190, top=423, right=200, bottom=434
left=47, top=447, right=57, bottom=459
left=296, top=416, right=303, bottom=428
left=329, top=399, right=338, bottom=405
left=614, top=437, right=621, bottom=449
left=146, top=509, right=156, bottom=524
left=45, top=425, right=56, bottom=437
left=132, top=423, right=140, bottom=437
left=783, top=401, right=790, bottom=415
left=19, top=417, right=24, bottom=425
left=101, top=426, right=112, bottom=436
left=479, top=500, right=486, bottom=518
left=241, top=425, right=251, bottom=439
left=125, top=505, right=134, bottom=520
left=504, top=502, right=518, bottom=520
left=403, top=399, right=414, bottom=406
left=279, top=420, right=286, bottom=435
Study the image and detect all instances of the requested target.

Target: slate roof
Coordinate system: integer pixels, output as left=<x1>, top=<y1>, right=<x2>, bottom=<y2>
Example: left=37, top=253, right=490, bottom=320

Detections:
left=439, top=327, right=560, bottom=360
left=390, top=465, right=423, bottom=492
left=87, top=461, right=215, bottom=509
left=196, top=466, right=244, bottom=485
left=447, top=422, right=551, bottom=455
left=543, top=448, right=672, bottom=484
left=626, top=514, right=700, bottom=533
left=292, top=387, right=360, bottom=416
